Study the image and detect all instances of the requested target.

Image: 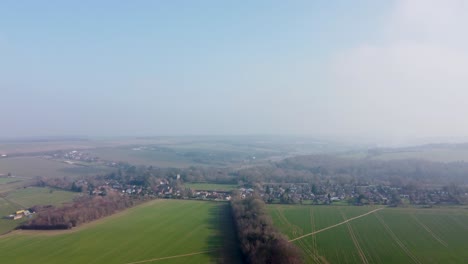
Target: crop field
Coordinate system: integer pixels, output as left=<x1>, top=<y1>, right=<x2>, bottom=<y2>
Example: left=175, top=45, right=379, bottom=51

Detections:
left=185, top=183, right=238, bottom=191
left=0, top=200, right=241, bottom=264
left=269, top=204, right=468, bottom=263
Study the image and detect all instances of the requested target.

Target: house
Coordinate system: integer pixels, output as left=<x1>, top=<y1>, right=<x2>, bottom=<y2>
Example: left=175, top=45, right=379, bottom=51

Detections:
left=16, top=210, right=25, bottom=215
left=13, top=214, right=23, bottom=220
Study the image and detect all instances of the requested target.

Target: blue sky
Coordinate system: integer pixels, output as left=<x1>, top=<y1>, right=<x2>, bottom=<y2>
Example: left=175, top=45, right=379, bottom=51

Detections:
left=1, top=1, right=467, bottom=144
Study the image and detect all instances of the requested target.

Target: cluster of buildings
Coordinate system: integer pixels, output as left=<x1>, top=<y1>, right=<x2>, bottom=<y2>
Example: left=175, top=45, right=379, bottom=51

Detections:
left=256, top=182, right=467, bottom=206
left=5, top=209, right=34, bottom=220
left=191, top=190, right=232, bottom=201
left=49, top=150, right=99, bottom=163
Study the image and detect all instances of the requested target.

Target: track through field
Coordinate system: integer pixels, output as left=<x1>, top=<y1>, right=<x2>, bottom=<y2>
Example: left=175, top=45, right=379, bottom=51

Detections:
left=340, top=210, right=369, bottom=264
left=411, top=214, right=448, bottom=248
left=374, top=213, right=421, bottom=264
left=124, top=249, right=219, bottom=264
left=289, top=207, right=383, bottom=242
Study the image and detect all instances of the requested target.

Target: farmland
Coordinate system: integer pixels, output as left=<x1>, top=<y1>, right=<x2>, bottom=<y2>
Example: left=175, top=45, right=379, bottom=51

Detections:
left=373, top=148, right=468, bottom=162
left=342, top=145, right=468, bottom=163
left=0, top=157, right=110, bottom=179
left=269, top=204, right=468, bottom=263
left=0, top=200, right=241, bottom=264
left=87, top=138, right=288, bottom=168
left=0, top=187, right=78, bottom=235
left=0, top=178, right=21, bottom=185
left=89, top=147, right=200, bottom=168
left=5, top=187, right=78, bottom=208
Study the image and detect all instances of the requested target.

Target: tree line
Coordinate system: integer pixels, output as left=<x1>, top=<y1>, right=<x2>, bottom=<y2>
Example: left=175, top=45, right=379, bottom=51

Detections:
left=236, top=154, right=468, bottom=187
left=231, top=195, right=303, bottom=264
left=19, top=193, right=139, bottom=230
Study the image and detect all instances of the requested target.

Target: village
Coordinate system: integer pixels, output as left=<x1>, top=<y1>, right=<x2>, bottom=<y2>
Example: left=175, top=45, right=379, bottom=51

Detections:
left=256, top=182, right=467, bottom=206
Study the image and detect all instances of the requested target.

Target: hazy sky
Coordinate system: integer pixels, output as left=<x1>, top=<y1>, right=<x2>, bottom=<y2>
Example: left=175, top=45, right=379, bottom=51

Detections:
left=1, top=0, right=467, bottom=143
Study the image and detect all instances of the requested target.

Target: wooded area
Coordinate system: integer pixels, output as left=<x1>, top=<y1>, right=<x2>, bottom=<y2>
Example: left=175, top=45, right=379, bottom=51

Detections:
left=231, top=196, right=302, bottom=264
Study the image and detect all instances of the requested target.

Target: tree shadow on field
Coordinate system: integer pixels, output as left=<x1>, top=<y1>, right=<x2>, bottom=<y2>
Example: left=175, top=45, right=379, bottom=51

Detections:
left=205, top=201, right=244, bottom=264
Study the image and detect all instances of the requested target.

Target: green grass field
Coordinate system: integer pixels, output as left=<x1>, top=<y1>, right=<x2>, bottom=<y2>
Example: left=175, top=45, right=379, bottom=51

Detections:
left=5, top=187, right=78, bottom=208
left=185, top=183, right=238, bottom=191
left=0, top=187, right=78, bottom=235
left=0, top=200, right=241, bottom=264
left=0, top=178, right=22, bottom=185
left=269, top=204, right=468, bottom=263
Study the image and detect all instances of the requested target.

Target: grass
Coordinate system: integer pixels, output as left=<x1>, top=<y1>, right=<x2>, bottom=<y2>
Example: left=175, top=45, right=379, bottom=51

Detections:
left=0, top=200, right=241, bottom=264
left=5, top=187, right=79, bottom=208
left=184, top=183, right=238, bottom=191
left=0, top=187, right=78, bottom=235
left=0, top=178, right=22, bottom=185
left=0, top=198, right=25, bottom=235
left=268, top=204, right=468, bottom=263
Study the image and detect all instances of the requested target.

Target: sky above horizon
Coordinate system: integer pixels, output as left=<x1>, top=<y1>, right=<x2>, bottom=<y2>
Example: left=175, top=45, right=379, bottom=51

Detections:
left=1, top=0, right=467, bottom=144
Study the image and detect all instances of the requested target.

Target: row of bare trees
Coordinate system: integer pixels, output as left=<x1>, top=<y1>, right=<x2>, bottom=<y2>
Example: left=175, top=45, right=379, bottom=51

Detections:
left=231, top=195, right=303, bottom=264
left=19, top=192, right=138, bottom=230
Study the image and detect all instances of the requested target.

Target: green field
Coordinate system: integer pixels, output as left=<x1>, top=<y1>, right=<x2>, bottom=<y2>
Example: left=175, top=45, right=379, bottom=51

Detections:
left=0, top=157, right=110, bottom=179
left=269, top=204, right=468, bottom=263
left=0, top=178, right=22, bottom=185
left=185, top=183, right=238, bottom=191
left=0, top=187, right=78, bottom=235
left=5, top=187, right=78, bottom=208
left=0, top=200, right=241, bottom=264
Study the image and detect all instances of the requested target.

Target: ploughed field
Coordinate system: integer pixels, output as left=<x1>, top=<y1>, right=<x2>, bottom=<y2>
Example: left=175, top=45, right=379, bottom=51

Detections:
left=269, top=204, right=468, bottom=264
left=0, top=200, right=232, bottom=264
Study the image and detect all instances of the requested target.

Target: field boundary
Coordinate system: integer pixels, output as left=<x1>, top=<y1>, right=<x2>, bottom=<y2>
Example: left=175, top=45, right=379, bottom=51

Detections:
left=289, top=207, right=383, bottom=242
left=124, top=249, right=219, bottom=264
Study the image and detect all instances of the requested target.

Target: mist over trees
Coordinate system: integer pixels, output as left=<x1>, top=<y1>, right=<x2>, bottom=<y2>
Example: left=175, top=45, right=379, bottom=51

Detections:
left=236, top=155, right=468, bottom=187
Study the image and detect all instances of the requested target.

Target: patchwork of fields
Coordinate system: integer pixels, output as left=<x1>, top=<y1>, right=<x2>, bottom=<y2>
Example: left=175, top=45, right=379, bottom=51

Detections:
left=269, top=205, right=468, bottom=263
left=0, top=200, right=240, bottom=264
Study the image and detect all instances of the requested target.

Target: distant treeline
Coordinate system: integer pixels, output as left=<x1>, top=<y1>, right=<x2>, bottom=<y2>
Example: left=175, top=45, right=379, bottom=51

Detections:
left=231, top=196, right=303, bottom=264
left=236, top=155, right=468, bottom=187
left=19, top=193, right=138, bottom=230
